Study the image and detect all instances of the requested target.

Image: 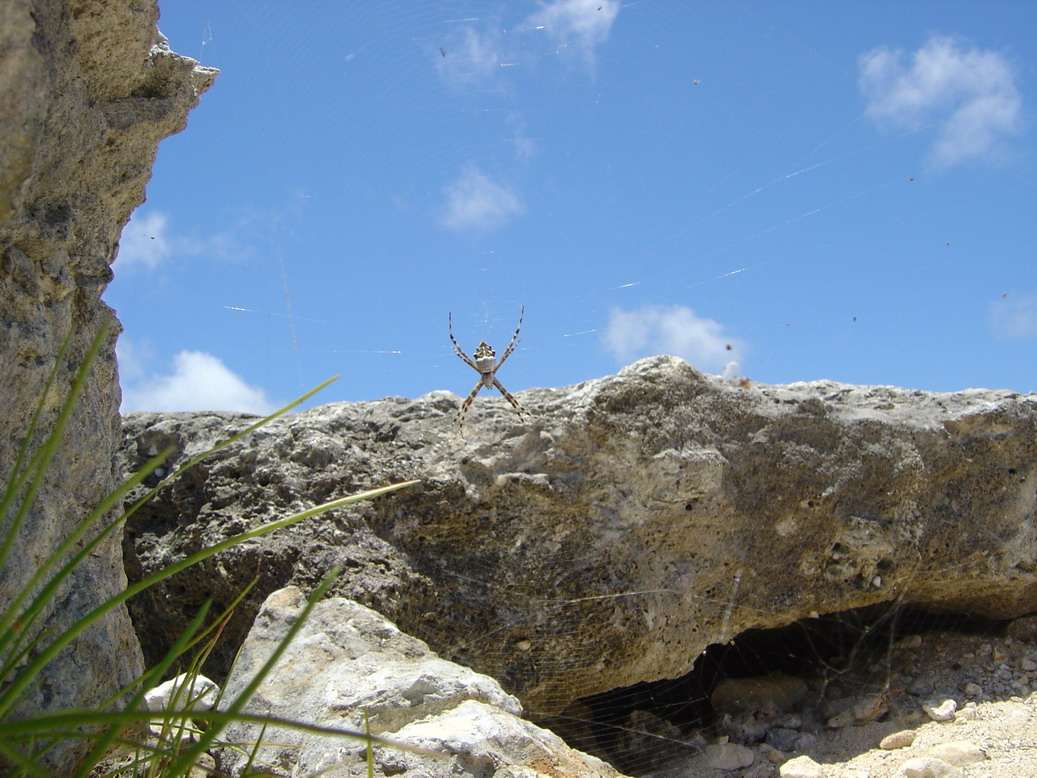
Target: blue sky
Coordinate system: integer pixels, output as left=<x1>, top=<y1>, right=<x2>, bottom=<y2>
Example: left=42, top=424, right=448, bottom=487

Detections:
left=107, top=1, right=1037, bottom=414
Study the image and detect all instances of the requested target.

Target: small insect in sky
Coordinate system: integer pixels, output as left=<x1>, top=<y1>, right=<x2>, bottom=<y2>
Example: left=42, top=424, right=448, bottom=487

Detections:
left=448, top=308, right=530, bottom=432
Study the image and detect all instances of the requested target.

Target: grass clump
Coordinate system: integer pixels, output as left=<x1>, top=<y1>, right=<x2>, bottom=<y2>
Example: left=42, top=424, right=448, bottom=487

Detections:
left=0, top=324, right=419, bottom=776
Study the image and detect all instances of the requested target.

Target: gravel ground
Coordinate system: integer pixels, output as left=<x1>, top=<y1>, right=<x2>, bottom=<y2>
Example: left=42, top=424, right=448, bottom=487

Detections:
left=657, top=616, right=1037, bottom=778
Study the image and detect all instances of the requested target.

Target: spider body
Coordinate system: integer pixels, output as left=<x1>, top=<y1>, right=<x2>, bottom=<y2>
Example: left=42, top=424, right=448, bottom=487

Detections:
left=472, top=343, right=499, bottom=384
left=448, top=308, right=530, bottom=431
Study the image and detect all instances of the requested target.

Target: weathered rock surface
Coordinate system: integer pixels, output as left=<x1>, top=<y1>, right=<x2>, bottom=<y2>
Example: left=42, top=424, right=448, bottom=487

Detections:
left=218, top=586, right=626, bottom=778
left=1, top=0, right=215, bottom=771
left=120, top=357, right=1037, bottom=720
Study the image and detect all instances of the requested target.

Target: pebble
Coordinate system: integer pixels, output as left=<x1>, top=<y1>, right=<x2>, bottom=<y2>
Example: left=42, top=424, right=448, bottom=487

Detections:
left=795, top=733, right=817, bottom=750
left=704, top=742, right=755, bottom=771
left=143, top=673, right=220, bottom=713
left=880, top=729, right=917, bottom=749
left=925, top=741, right=985, bottom=766
left=896, top=757, right=963, bottom=777
left=907, top=678, right=933, bottom=696
left=827, top=694, right=886, bottom=728
left=779, top=754, right=825, bottom=778
left=1006, top=613, right=1037, bottom=641
left=765, top=727, right=800, bottom=752
left=922, top=698, right=957, bottom=721
left=962, top=682, right=982, bottom=698
left=897, top=634, right=924, bottom=650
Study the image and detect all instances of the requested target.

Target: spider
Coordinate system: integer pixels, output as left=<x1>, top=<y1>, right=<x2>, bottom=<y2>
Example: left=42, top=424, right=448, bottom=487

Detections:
left=448, top=307, right=530, bottom=432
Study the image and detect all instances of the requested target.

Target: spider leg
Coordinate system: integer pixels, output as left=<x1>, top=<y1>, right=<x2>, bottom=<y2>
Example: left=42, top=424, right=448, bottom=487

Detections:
left=492, top=377, right=531, bottom=420
left=493, top=306, right=524, bottom=373
left=448, top=312, right=479, bottom=372
left=455, top=379, right=485, bottom=433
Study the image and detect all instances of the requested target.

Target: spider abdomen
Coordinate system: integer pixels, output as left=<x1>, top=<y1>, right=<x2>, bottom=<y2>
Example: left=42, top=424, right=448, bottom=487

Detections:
left=474, top=342, right=498, bottom=378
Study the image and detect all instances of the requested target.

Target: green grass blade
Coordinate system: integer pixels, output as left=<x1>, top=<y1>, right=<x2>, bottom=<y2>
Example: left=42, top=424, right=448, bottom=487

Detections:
left=151, top=566, right=341, bottom=776
left=0, top=479, right=419, bottom=717
left=0, top=710, right=412, bottom=750
left=0, top=737, right=51, bottom=778
left=0, top=449, right=172, bottom=676
left=99, top=577, right=256, bottom=715
left=69, top=602, right=212, bottom=778
left=1, top=371, right=337, bottom=656
left=1, top=375, right=341, bottom=704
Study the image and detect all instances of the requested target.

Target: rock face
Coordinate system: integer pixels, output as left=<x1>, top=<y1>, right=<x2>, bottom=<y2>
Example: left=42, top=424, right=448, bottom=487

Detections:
left=0, top=0, right=215, bottom=771
left=218, top=586, right=626, bottom=778
left=120, top=357, right=1037, bottom=722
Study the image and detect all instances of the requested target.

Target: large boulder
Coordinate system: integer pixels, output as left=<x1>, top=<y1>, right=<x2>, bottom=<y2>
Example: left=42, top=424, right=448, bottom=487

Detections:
left=0, top=0, right=215, bottom=771
left=218, top=587, right=626, bottom=778
left=120, top=356, right=1037, bottom=719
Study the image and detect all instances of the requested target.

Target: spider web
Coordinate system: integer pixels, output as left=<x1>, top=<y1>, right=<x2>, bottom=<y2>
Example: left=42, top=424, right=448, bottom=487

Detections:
left=105, top=1, right=1036, bottom=775
left=358, top=493, right=1009, bottom=776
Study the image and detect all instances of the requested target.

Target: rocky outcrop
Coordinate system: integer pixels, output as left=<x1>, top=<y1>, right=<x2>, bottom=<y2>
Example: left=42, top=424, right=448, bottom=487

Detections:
left=218, top=587, right=626, bottom=778
left=120, top=356, right=1037, bottom=722
left=0, top=1, right=215, bottom=771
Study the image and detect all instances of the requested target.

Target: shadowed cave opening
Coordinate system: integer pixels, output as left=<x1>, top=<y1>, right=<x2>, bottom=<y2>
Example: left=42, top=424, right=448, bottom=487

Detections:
left=534, top=602, right=1006, bottom=775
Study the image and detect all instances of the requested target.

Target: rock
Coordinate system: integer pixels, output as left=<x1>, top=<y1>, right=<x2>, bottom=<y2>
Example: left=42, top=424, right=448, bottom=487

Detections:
left=922, top=699, right=958, bottom=721
left=779, top=754, right=825, bottom=778
left=0, top=1, right=215, bottom=772
left=896, top=756, right=963, bottom=777
left=218, top=587, right=622, bottom=778
left=880, top=729, right=917, bottom=749
left=925, top=741, right=985, bottom=766
left=703, top=742, right=755, bottom=771
left=386, top=699, right=625, bottom=778
left=826, top=694, right=888, bottom=728
left=765, top=727, right=801, bottom=752
left=143, top=673, right=220, bottom=714
left=1006, top=613, right=1037, bottom=642
left=962, top=682, right=982, bottom=698
left=122, top=362, right=1037, bottom=716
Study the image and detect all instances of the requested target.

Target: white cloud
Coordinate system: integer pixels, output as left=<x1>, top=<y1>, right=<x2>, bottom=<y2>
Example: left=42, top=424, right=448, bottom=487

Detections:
left=504, top=112, right=538, bottom=166
left=114, top=208, right=253, bottom=273
left=990, top=293, right=1037, bottom=339
left=440, top=165, right=524, bottom=232
left=527, top=0, right=619, bottom=64
left=436, top=26, right=500, bottom=87
left=858, top=34, right=1022, bottom=165
left=120, top=349, right=276, bottom=414
left=115, top=338, right=153, bottom=383
left=602, top=304, right=745, bottom=372
left=116, top=211, right=171, bottom=270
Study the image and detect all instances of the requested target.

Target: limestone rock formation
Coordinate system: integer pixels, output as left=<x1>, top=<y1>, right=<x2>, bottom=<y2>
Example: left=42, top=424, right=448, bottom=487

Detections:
left=0, top=1, right=215, bottom=771
left=120, top=356, right=1037, bottom=723
left=218, top=586, right=626, bottom=778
